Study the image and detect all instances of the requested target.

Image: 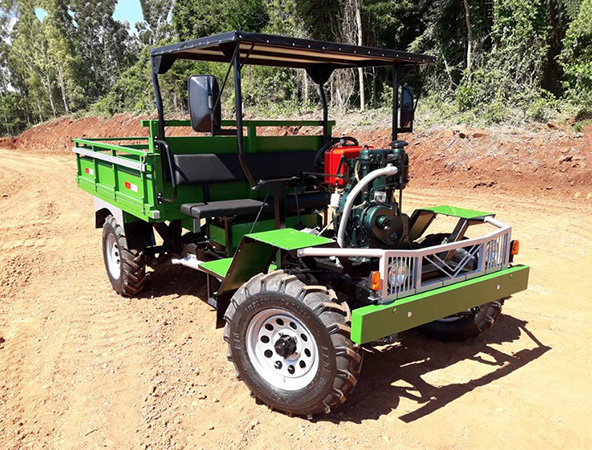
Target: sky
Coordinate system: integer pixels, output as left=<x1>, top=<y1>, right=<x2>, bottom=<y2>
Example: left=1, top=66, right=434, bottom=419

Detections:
left=113, top=0, right=144, bottom=29
left=34, top=0, right=144, bottom=31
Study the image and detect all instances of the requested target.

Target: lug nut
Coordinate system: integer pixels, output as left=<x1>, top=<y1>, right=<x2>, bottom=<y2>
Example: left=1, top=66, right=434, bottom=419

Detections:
left=274, top=361, right=282, bottom=370
left=287, top=365, right=295, bottom=374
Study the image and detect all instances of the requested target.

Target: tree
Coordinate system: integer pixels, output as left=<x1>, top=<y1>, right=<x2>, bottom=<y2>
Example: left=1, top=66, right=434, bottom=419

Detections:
left=540, top=0, right=571, bottom=95
left=340, top=0, right=366, bottom=110
left=295, top=0, right=341, bottom=41
left=0, top=3, right=14, bottom=93
left=0, top=1, right=28, bottom=135
left=39, top=0, right=81, bottom=114
left=70, top=0, right=137, bottom=103
left=462, top=0, right=473, bottom=76
left=136, top=0, right=173, bottom=46
left=172, top=0, right=268, bottom=41
left=9, top=0, right=56, bottom=120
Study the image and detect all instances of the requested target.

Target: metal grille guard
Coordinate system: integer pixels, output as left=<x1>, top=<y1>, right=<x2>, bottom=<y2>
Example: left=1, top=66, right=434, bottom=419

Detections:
left=297, top=217, right=511, bottom=304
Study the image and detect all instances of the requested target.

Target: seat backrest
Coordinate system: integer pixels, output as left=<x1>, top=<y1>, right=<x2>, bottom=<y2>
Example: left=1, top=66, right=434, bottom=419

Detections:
left=173, top=151, right=317, bottom=185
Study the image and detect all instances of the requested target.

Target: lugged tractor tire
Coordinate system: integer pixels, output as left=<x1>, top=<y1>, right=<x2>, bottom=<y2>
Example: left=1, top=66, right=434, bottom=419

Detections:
left=102, top=215, right=146, bottom=297
left=223, top=270, right=363, bottom=417
left=418, top=300, right=504, bottom=342
left=415, top=232, right=503, bottom=341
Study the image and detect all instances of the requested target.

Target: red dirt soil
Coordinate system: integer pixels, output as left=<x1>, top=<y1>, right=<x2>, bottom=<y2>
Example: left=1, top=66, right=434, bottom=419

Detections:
left=1, top=115, right=591, bottom=449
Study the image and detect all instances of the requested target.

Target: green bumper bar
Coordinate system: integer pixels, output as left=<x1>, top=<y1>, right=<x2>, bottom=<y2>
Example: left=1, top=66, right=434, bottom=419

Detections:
left=350, top=265, right=530, bottom=344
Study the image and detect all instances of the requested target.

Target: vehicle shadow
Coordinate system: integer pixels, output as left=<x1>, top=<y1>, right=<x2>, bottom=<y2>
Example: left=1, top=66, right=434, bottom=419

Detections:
left=136, top=264, right=210, bottom=300
left=319, top=314, right=550, bottom=424
left=134, top=268, right=549, bottom=425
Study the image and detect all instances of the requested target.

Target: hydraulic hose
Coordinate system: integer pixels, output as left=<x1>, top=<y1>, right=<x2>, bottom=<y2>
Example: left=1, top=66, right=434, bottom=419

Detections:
left=336, top=164, right=399, bottom=248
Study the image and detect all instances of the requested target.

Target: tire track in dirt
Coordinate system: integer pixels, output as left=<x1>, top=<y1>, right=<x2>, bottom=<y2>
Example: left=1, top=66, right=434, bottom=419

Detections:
left=1, top=149, right=591, bottom=450
left=0, top=150, right=161, bottom=449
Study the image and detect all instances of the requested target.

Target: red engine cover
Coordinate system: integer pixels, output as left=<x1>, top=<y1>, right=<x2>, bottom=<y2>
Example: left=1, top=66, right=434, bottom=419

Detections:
left=324, top=145, right=371, bottom=186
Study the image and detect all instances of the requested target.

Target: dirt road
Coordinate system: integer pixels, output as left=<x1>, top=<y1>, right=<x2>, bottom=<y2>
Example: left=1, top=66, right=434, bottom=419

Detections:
left=1, top=148, right=591, bottom=450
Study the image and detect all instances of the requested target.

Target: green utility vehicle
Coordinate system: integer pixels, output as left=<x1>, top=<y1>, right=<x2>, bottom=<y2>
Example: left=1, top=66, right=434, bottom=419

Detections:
left=74, top=31, right=529, bottom=417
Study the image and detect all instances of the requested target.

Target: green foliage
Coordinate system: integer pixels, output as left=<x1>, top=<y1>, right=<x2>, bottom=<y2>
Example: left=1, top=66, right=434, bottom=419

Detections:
left=0, top=0, right=137, bottom=133
left=2, top=0, right=592, bottom=136
left=70, top=0, right=138, bottom=101
left=137, top=0, right=173, bottom=46
left=489, top=0, right=548, bottom=89
left=560, top=0, right=592, bottom=116
left=172, top=0, right=268, bottom=41
left=294, top=0, right=341, bottom=40
left=562, top=0, right=584, bottom=18
left=0, top=91, right=28, bottom=135
left=525, top=90, right=561, bottom=121
left=447, top=0, right=552, bottom=123
left=91, top=49, right=153, bottom=115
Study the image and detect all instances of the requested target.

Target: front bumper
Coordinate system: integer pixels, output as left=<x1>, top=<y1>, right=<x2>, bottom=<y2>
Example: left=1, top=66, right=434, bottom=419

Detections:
left=350, top=264, right=530, bottom=344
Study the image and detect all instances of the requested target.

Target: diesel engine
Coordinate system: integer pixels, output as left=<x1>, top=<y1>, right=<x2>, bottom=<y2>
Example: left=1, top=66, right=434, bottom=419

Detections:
left=324, top=140, right=411, bottom=250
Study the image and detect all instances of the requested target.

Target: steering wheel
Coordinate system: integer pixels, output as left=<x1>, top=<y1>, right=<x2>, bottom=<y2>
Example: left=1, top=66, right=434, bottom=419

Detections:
left=313, top=136, right=359, bottom=170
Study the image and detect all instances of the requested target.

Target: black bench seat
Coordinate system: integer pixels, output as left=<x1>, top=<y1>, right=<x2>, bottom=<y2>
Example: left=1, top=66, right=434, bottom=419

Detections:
left=180, top=191, right=329, bottom=220
left=181, top=199, right=268, bottom=220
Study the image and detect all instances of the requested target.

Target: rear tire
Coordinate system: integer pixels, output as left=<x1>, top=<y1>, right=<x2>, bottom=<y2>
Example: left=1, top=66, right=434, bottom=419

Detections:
left=223, top=270, right=363, bottom=417
left=418, top=300, right=503, bottom=342
left=102, top=215, right=146, bottom=297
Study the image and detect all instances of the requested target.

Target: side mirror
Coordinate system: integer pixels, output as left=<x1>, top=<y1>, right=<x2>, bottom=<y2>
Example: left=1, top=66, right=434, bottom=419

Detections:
left=188, top=75, right=221, bottom=135
left=399, top=85, right=414, bottom=132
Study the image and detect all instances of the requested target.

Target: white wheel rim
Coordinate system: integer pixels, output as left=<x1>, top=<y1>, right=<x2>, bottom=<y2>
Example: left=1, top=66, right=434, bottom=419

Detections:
left=246, top=308, right=319, bottom=391
left=106, top=233, right=121, bottom=280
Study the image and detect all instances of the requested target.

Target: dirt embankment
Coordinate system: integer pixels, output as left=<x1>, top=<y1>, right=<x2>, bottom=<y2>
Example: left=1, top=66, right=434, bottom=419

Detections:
left=350, top=124, right=592, bottom=197
left=1, top=113, right=591, bottom=198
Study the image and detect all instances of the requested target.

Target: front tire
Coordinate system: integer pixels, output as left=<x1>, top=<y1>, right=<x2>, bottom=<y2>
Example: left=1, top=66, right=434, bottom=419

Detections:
left=223, top=270, right=363, bottom=417
left=415, top=232, right=502, bottom=341
left=102, top=215, right=146, bottom=297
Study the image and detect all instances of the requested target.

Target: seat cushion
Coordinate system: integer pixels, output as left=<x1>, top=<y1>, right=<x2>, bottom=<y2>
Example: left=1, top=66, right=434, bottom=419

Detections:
left=180, top=192, right=330, bottom=220
left=181, top=199, right=270, bottom=220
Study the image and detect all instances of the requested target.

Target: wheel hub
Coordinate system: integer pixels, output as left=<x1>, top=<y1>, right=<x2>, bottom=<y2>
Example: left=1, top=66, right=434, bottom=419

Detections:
left=274, top=334, right=297, bottom=358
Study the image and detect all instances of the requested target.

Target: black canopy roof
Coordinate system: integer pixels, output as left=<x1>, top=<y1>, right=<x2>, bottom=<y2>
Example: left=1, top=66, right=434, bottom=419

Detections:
left=151, top=31, right=436, bottom=75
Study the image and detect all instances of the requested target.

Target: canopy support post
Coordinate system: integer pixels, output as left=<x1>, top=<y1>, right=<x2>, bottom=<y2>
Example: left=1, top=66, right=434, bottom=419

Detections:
left=319, top=83, right=329, bottom=144
left=233, top=46, right=256, bottom=187
left=392, top=65, right=399, bottom=144
left=151, top=63, right=165, bottom=141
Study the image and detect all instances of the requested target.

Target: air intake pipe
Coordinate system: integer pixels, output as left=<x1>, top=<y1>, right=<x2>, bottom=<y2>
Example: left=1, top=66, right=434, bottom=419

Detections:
left=336, top=164, right=399, bottom=248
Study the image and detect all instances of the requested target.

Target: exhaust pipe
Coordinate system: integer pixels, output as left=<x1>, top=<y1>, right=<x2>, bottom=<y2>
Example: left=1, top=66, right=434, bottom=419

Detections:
left=170, top=254, right=204, bottom=271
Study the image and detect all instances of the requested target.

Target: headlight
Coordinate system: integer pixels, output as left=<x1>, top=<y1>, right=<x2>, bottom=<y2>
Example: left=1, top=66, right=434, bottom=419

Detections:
left=487, top=240, right=499, bottom=264
left=388, top=262, right=408, bottom=289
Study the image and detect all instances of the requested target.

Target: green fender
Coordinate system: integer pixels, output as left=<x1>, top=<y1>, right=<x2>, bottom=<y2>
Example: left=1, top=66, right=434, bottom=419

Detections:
left=211, top=228, right=333, bottom=326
